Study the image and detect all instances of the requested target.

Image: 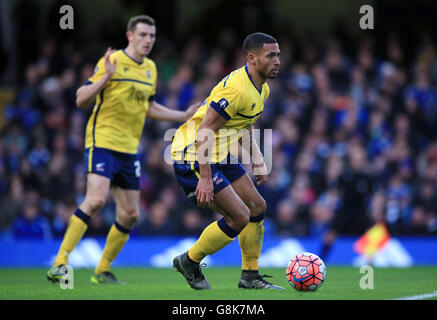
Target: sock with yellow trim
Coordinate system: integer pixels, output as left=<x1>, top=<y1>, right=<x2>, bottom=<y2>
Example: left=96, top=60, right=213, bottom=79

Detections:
left=95, top=222, right=130, bottom=274
left=238, top=214, right=265, bottom=271
left=53, top=209, right=90, bottom=266
left=188, top=218, right=239, bottom=263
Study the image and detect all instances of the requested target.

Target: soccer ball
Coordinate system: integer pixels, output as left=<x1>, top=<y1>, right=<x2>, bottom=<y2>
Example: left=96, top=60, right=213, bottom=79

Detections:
left=286, top=252, right=326, bottom=291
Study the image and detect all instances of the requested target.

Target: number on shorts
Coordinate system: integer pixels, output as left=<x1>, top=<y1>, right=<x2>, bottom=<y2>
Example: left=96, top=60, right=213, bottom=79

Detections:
left=134, top=160, right=141, bottom=177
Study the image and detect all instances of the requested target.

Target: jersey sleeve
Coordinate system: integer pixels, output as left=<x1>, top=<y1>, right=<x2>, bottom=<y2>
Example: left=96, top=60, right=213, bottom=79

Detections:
left=86, top=57, right=106, bottom=85
left=209, top=85, right=242, bottom=120
left=148, top=60, right=158, bottom=101
left=264, top=83, right=270, bottom=101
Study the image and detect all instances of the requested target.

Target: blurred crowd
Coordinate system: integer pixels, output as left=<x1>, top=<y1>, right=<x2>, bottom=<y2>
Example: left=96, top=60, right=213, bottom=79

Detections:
left=1, top=28, right=437, bottom=240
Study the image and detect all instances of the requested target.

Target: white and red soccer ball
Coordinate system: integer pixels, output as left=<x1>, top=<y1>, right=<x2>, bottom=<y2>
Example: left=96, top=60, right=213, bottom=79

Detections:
left=286, top=252, right=326, bottom=291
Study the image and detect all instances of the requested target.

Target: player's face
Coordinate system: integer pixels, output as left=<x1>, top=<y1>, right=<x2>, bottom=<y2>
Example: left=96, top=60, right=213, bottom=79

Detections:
left=255, top=43, right=281, bottom=79
left=129, top=23, right=156, bottom=57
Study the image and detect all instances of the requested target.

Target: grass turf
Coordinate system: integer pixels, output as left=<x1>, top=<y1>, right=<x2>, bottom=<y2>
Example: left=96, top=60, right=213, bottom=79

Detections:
left=0, top=267, right=436, bottom=300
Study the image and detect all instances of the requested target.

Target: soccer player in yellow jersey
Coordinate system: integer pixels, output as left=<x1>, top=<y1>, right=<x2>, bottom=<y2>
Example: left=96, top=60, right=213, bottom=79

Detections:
left=46, top=15, right=199, bottom=284
left=171, top=33, right=284, bottom=290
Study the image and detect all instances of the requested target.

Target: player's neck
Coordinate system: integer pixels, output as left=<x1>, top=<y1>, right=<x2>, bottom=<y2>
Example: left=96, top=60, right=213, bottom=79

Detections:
left=124, top=45, right=145, bottom=64
left=246, top=64, right=265, bottom=92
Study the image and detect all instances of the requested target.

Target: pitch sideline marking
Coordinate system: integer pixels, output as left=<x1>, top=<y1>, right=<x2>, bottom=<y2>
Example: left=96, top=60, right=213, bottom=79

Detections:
left=392, top=290, right=437, bottom=300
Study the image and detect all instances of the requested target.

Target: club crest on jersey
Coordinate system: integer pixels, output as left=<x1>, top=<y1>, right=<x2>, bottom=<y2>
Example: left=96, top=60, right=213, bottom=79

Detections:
left=217, top=98, right=229, bottom=110
left=212, top=172, right=223, bottom=185
left=93, top=67, right=99, bottom=74
left=251, top=103, right=256, bottom=110
left=124, top=67, right=129, bottom=72
left=146, top=70, right=151, bottom=79
left=96, top=162, right=105, bottom=172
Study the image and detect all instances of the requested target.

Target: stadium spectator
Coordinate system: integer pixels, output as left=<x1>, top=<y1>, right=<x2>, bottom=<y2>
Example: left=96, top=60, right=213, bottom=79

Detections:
left=0, top=174, right=24, bottom=231
left=175, top=208, right=206, bottom=236
left=140, top=201, right=176, bottom=236
left=320, top=145, right=375, bottom=260
left=87, top=212, right=110, bottom=237
left=310, top=188, right=341, bottom=237
left=11, top=191, right=52, bottom=240
left=1, top=25, right=437, bottom=241
left=51, top=200, right=74, bottom=238
left=275, top=200, right=307, bottom=237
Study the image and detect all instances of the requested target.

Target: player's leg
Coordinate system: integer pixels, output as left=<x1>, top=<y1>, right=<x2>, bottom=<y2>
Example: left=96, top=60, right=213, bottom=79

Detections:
left=231, top=173, right=266, bottom=271
left=217, top=157, right=267, bottom=272
left=92, top=187, right=139, bottom=284
left=54, top=173, right=110, bottom=266
left=230, top=173, right=283, bottom=289
left=173, top=179, right=250, bottom=290
left=91, top=152, right=140, bottom=284
left=173, top=161, right=250, bottom=289
left=186, top=184, right=250, bottom=264
left=47, top=173, right=110, bottom=282
left=51, top=147, right=114, bottom=269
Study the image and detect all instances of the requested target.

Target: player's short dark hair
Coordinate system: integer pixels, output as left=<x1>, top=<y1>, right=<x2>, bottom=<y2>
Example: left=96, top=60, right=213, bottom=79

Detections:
left=243, top=32, right=277, bottom=54
left=127, top=15, right=155, bottom=32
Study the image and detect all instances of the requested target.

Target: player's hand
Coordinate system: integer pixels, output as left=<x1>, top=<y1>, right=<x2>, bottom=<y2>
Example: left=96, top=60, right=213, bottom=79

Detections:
left=184, top=102, right=201, bottom=121
left=253, top=162, right=268, bottom=186
left=104, top=47, right=117, bottom=78
left=195, top=176, right=214, bottom=207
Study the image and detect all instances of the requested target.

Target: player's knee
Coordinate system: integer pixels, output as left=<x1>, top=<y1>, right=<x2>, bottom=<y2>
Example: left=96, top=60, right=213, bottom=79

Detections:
left=254, top=198, right=267, bottom=216
left=232, top=206, right=250, bottom=231
left=122, top=208, right=139, bottom=225
left=86, top=196, right=106, bottom=213
left=129, top=211, right=139, bottom=225
left=247, top=197, right=267, bottom=217
left=239, top=213, right=250, bottom=228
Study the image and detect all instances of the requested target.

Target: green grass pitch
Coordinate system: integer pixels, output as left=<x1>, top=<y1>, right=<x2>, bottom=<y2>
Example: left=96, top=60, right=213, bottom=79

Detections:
left=0, top=267, right=436, bottom=300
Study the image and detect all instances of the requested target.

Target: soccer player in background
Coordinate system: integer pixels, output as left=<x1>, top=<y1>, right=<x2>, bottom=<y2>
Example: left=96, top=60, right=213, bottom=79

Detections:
left=46, top=15, right=199, bottom=284
left=171, top=33, right=284, bottom=290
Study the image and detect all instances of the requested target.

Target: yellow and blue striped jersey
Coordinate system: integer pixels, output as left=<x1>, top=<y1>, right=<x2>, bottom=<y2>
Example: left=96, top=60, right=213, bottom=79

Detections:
left=84, top=49, right=157, bottom=154
left=171, top=65, right=269, bottom=163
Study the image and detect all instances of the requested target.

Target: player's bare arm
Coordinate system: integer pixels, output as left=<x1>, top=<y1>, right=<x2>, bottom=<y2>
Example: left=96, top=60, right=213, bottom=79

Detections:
left=146, top=101, right=200, bottom=122
left=240, top=127, right=268, bottom=186
left=195, top=107, right=228, bottom=207
left=76, top=47, right=117, bottom=108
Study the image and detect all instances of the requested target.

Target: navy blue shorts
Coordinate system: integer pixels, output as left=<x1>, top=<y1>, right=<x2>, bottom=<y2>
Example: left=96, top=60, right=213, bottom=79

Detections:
left=173, top=153, right=246, bottom=203
left=84, top=147, right=140, bottom=190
